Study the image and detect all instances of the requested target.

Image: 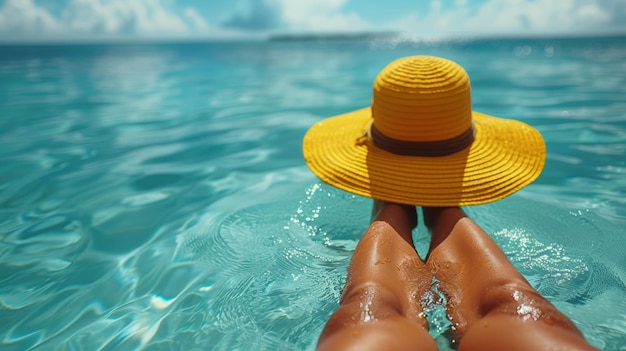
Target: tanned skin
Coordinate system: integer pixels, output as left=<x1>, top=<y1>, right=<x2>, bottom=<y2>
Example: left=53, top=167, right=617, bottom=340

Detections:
left=317, top=202, right=597, bottom=351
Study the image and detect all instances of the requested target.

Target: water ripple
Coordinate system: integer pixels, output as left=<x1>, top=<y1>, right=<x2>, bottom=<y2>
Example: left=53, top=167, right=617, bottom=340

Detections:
left=0, top=39, right=625, bottom=351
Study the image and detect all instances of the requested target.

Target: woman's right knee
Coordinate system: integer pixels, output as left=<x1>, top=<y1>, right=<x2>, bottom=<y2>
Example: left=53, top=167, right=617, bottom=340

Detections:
left=478, top=280, right=580, bottom=332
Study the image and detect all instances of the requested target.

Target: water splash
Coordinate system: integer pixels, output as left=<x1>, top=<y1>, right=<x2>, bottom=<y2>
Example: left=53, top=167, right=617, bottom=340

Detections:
left=420, top=277, right=454, bottom=346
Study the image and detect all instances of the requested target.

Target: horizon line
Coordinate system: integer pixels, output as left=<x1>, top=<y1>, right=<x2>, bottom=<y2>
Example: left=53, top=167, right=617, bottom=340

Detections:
left=0, top=31, right=625, bottom=46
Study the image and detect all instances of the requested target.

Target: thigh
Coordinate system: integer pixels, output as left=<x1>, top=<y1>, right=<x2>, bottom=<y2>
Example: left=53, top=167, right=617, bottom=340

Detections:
left=458, top=313, right=597, bottom=351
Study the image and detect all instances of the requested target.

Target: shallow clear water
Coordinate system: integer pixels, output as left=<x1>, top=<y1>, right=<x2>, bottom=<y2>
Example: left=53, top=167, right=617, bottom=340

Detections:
left=0, top=37, right=625, bottom=350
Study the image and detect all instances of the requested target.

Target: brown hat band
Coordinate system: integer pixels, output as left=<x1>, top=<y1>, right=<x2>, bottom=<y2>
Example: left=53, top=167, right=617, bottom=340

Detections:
left=370, top=123, right=475, bottom=156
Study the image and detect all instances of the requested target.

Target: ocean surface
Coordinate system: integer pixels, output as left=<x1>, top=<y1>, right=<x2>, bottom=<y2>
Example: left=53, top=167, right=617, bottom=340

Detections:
left=0, top=36, right=625, bottom=350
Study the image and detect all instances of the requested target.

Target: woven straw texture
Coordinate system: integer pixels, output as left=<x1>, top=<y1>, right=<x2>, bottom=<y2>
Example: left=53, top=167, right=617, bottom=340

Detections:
left=302, top=56, right=546, bottom=206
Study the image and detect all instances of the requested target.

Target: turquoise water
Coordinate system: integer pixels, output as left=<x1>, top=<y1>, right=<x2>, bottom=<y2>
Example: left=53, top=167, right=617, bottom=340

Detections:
left=0, top=37, right=625, bottom=350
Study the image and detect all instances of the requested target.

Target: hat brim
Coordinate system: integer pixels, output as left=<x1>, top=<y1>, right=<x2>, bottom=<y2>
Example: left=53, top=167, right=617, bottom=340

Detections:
left=302, top=107, right=546, bottom=206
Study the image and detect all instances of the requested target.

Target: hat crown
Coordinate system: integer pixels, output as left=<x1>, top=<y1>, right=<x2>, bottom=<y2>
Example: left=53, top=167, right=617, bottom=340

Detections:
left=372, top=56, right=473, bottom=142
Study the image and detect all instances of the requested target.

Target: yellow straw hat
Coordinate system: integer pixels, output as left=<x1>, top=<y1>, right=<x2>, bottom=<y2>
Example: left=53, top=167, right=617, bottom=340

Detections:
left=302, top=55, right=546, bottom=206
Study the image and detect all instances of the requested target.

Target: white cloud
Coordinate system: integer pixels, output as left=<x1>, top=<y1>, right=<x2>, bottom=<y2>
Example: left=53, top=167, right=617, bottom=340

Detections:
left=62, top=0, right=189, bottom=36
left=0, top=0, right=223, bottom=41
left=387, top=0, right=619, bottom=37
left=465, top=0, right=595, bottom=33
left=0, top=0, right=63, bottom=35
left=576, top=4, right=612, bottom=25
left=183, top=7, right=211, bottom=32
left=270, top=0, right=370, bottom=32
left=0, top=0, right=623, bottom=42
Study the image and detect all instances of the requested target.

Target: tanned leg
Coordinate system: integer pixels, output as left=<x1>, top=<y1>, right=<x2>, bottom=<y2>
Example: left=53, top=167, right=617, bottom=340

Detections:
left=317, top=202, right=438, bottom=351
left=423, top=207, right=597, bottom=351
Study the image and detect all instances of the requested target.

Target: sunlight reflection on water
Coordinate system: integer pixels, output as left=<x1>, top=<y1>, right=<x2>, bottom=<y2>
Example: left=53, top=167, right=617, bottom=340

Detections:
left=0, top=38, right=625, bottom=350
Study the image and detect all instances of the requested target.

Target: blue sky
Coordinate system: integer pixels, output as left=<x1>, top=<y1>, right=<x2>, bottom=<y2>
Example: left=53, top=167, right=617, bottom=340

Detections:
left=0, top=0, right=625, bottom=42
